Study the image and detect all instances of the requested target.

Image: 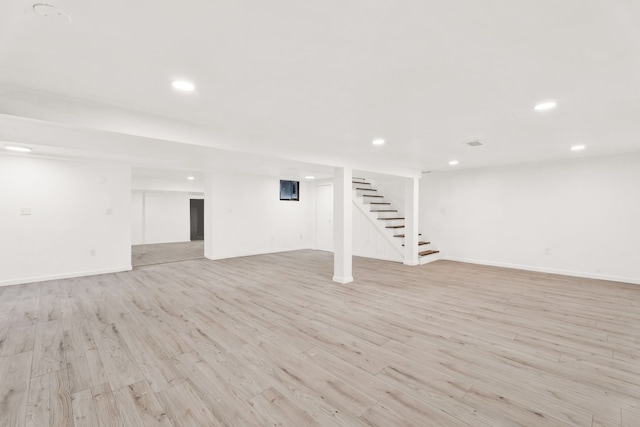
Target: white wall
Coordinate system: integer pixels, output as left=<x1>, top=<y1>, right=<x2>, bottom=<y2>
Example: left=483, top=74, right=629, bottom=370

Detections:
left=0, top=155, right=131, bottom=286
left=371, top=176, right=406, bottom=211
left=421, top=152, right=640, bottom=284
left=205, top=173, right=315, bottom=259
left=131, top=192, right=192, bottom=245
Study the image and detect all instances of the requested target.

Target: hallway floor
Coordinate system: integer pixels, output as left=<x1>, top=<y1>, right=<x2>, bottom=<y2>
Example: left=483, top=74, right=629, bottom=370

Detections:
left=131, top=241, right=204, bottom=267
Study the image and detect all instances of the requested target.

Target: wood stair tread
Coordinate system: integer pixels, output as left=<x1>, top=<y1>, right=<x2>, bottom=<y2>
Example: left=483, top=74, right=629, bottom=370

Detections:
left=355, top=176, right=439, bottom=259
left=419, top=250, right=439, bottom=257
left=402, top=241, right=430, bottom=246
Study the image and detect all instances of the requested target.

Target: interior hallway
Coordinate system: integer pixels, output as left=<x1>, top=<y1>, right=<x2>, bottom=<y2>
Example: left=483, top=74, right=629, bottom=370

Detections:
left=131, top=241, right=205, bottom=267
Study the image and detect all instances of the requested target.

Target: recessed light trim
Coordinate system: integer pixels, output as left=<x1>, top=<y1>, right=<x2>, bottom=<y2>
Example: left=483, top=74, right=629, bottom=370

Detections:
left=5, top=145, right=32, bottom=153
left=449, top=160, right=459, bottom=166
left=172, top=80, right=195, bottom=92
left=187, top=176, right=195, bottom=180
left=534, top=101, right=557, bottom=111
left=372, top=138, right=385, bottom=146
left=304, top=176, right=315, bottom=180
left=571, top=145, right=586, bottom=151
left=33, top=4, right=72, bottom=21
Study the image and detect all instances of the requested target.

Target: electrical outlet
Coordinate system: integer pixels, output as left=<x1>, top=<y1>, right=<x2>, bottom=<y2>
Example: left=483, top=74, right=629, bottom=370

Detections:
left=90, top=249, right=96, bottom=256
left=544, top=248, right=550, bottom=255
left=106, top=208, right=112, bottom=215
left=20, top=208, right=31, bottom=215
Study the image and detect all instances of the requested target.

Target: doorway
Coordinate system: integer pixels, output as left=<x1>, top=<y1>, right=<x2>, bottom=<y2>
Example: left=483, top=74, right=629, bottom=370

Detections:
left=190, top=198, right=204, bottom=241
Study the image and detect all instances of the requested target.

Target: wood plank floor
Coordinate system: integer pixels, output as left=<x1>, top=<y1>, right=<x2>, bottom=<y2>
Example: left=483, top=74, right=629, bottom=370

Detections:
left=131, top=241, right=204, bottom=267
left=1, top=249, right=639, bottom=426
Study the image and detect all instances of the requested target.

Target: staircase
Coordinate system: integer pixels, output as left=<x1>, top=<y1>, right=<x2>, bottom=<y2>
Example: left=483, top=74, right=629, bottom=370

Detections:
left=352, top=177, right=440, bottom=265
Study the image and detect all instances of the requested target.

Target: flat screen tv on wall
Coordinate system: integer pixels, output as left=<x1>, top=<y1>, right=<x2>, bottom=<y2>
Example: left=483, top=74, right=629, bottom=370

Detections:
left=280, top=180, right=299, bottom=201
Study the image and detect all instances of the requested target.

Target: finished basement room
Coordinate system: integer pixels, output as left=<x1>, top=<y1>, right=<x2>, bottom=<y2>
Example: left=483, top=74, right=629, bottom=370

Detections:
left=1, top=1, right=640, bottom=426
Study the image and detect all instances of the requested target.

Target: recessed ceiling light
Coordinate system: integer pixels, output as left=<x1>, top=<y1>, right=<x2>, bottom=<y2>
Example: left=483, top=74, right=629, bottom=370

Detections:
left=570, top=145, right=586, bottom=151
left=372, top=138, right=385, bottom=146
left=534, top=101, right=557, bottom=111
left=5, top=145, right=32, bottom=153
left=187, top=176, right=195, bottom=180
left=172, top=80, right=195, bottom=92
left=449, top=160, right=459, bottom=166
left=304, top=176, right=315, bottom=180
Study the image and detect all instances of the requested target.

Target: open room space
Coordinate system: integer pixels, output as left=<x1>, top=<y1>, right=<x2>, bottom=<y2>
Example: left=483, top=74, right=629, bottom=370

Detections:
left=1, top=251, right=640, bottom=425
left=2, top=1, right=640, bottom=426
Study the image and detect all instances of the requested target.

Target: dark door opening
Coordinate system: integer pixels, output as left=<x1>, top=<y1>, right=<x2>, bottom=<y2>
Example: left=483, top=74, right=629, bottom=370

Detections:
left=190, top=199, right=204, bottom=241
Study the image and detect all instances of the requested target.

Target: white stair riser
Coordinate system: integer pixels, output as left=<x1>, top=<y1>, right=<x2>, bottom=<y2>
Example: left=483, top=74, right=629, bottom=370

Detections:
left=419, top=252, right=441, bottom=265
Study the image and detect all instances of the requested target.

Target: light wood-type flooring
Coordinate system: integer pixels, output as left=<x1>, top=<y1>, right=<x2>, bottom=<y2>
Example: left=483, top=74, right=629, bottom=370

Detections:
left=131, top=241, right=204, bottom=267
left=1, top=249, right=640, bottom=426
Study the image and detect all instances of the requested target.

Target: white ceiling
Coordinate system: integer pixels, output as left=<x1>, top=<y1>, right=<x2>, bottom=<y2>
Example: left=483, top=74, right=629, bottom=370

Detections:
left=1, top=0, right=640, bottom=176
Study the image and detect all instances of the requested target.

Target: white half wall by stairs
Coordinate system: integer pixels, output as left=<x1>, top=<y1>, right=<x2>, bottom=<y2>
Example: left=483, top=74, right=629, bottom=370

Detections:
left=352, top=177, right=440, bottom=265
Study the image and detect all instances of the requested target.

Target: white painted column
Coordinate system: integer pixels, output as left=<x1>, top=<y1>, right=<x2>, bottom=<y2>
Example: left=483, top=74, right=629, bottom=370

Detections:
left=333, top=167, right=353, bottom=283
left=403, top=176, right=420, bottom=266
left=141, top=191, right=147, bottom=255
left=203, top=173, right=214, bottom=260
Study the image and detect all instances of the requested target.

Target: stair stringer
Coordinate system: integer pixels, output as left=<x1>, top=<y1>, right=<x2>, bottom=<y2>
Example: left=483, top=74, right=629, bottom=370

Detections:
left=352, top=190, right=404, bottom=262
left=354, top=178, right=442, bottom=265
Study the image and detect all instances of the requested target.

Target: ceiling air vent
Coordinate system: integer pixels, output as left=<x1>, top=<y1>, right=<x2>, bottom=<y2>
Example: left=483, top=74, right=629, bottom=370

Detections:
left=465, top=140, right=483, bottom=147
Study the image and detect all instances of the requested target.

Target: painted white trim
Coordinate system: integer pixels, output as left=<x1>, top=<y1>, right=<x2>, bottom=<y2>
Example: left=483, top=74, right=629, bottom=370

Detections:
left=403, top=260, right=420, bottom=266
left=205, top=247, right=313, bottom=261
left=0, top=265, right=133, bottom=287
left=332, top=275, right=354, bottom=284
left=133, top=240, right=193, bottom=246
left=419, top=252, right=442, bottom=265
left=444, top=256, right=640, bottom=285
left=357, top=254, right=403, bottom=263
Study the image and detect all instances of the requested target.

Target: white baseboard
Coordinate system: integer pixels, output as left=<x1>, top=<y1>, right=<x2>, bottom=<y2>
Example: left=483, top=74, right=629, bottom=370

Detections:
left=443, top=256, right=640, bottom=285
left=333, top=275, right=354, bottom=284
left=354, top=253, right=404, bottom=263
left=205, top=247, right=313, bottom=261
left=0, top=265, right=133, bottom=287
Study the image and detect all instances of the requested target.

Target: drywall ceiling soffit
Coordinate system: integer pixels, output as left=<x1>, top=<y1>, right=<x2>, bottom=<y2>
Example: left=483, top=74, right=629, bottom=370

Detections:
left=0, top=113, right=348, bottom=178
left=1, top=1, right=640, bottom=171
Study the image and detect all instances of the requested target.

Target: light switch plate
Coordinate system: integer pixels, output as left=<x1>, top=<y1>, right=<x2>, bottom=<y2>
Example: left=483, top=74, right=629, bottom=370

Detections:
left=20, top=208, right=31, bottom=215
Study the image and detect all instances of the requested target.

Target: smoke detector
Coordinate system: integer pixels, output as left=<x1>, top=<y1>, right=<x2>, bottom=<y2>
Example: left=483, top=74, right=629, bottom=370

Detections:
left=465, top=140, right=483, bottom=147
left=33, top=4, right=72, bottom=22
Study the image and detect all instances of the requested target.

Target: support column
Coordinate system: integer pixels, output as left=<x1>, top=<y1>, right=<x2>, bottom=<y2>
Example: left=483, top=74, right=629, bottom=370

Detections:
left=203, top=173, right=214, bottom=260
left=333, top=167, right=353, bottom=283
left=403, top=176, right=420, bottom=266
left=141, top=191, right=147, bottom=255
